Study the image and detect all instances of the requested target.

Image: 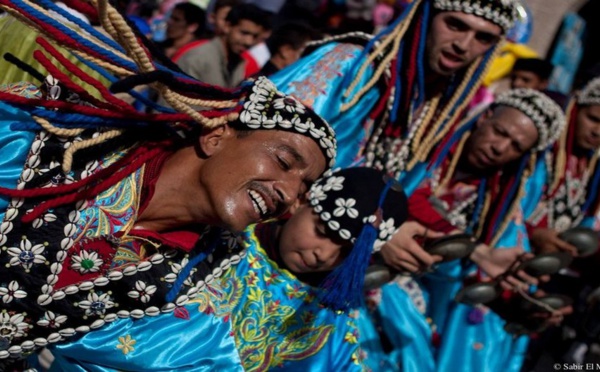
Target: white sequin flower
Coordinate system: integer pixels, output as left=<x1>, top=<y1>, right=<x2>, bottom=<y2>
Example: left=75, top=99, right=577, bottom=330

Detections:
left=310, top=184, right=327, bottom=203
left=273, top=97, right=306, bottom=114
left=71, top=250, right=103, bottom=274
left=128, top=281, right=158, bottom=303
left=378, top=218, right=396, bottom=240
left=37, top=311, right=67, bottom=328
left=0, top=281, right=27, bottom=303
left=333, top=198, right=359, bottom=218
left=78, top=292, right=115, bottom=316
left=165, top=257, right=195, bottom=286
left=0, top=312, right=29, bottom=340
left=7, top=238, right=46, bottom=271
left=323, top=176, right=345, bottom=192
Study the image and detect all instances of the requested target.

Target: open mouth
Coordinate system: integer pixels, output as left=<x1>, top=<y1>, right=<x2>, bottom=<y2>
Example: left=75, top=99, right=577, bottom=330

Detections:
left=248, top=189, right=269, bottom=219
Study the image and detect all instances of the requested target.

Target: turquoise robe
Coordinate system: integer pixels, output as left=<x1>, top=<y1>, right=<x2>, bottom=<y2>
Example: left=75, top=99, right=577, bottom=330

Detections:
left=269, top=41, right=379, bottom=168
left=50, top=228, right=363, bottom=371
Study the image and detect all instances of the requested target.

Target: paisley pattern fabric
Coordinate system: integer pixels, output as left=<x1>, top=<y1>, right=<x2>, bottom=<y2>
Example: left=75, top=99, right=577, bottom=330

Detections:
left=228, top=229, right=364, bottom=371
left=51, top=227, right=365, bottom=371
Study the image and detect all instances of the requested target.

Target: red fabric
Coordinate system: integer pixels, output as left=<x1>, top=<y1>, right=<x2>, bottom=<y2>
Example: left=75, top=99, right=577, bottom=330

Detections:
left=242, top=51, right=260, bottom=78
left=127, top=229, right=201, bottom=253
left=56, top=238, right=116, bottom=289
left=408, top=186, right=456, bottom=233
left=171, top=39, right=208, bottom=63
left=171, top=39, right=260, bottom=79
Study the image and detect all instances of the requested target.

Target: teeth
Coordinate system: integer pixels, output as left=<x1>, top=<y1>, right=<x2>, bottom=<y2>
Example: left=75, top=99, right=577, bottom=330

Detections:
left=249, top=190, right=268, bottom=217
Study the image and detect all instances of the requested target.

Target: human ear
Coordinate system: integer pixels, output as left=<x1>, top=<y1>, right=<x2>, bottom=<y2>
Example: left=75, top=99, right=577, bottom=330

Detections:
left=187, top=23, right=199, bottom=35
left=198, top=125, right=232, bottom=156
left=476, top=108, right=493, bottom=128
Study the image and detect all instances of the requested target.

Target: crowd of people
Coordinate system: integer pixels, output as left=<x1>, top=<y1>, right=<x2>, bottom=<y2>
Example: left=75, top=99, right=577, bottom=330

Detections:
left=0, top=0, right=599, bottom=371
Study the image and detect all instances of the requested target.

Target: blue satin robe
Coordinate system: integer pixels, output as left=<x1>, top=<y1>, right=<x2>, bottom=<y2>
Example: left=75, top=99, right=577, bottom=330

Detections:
left=50, top=228, right=363, bottom=371
left=359, top=160, right=535, bottom=372
left=269, top=42, right=379, bottom=168
left=0, top=93, right=38, bottom=217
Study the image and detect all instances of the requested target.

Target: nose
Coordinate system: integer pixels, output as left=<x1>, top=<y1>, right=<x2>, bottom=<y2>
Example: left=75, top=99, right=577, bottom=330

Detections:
left=491, top=138, right=510, bottom=154
left=274, top=175, right=304, bottom=211
left=452, top=32, right=474, bottom=54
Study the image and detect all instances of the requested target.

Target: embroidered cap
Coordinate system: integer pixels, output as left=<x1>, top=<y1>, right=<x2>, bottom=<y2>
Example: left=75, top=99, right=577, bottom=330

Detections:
left=577, top=77, right=600, bottom=107
left=234, top=77, right=337, bottom=168
left=494, top=88, right=566, bottom=151
left=432, top=0, right=519, bottom=33
left=307, top=167, right=408, bottom=310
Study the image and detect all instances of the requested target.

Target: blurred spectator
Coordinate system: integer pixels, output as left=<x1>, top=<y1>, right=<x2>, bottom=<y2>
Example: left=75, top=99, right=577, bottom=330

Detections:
left=258, top=22, right=319, bottom=77
left=176, top=3, right=272, bottom=87
left=207, top=0, right=240, bottom=37
left=510, top=57, right=553, bottom=91
left=159, top=2, right=206, bottom=59
left=127, top=0, right=158, bottom=38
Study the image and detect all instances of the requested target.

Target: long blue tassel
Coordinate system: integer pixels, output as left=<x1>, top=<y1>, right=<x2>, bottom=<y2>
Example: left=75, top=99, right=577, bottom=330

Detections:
left=318, top=182, right=394, bottom=311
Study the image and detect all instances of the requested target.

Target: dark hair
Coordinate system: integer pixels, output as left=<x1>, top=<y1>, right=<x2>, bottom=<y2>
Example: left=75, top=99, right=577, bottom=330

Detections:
left=266, top=22, right=318, bottom=54
left=512, top=58, right=554, bottom=80
left=225, top=3, right=273, bottom=30
left=173, top=2, right=207, bottom=38
left=214, top=0, right=241, bottom=12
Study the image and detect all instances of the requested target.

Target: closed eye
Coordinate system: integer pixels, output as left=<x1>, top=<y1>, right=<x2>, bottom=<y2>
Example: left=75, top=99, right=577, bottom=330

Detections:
left=277, top=156, right=291, bottom=170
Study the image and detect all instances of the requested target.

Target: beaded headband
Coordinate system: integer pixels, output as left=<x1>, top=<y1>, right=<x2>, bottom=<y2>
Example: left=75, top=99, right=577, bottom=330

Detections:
left=308, top=167, right=407, bottom=252
left=237, top=77, right=337, bottom=167
left=577, top=77, right=600, bottom=107
left=494, top=88, right=566, bottom=151
left=432, top=0, right=518, bottom=33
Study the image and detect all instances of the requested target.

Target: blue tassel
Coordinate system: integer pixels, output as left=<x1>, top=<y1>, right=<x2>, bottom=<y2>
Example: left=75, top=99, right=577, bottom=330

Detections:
left=318, top=221, right=378, bottom=311
left=319, top=182, right=394, bottom=311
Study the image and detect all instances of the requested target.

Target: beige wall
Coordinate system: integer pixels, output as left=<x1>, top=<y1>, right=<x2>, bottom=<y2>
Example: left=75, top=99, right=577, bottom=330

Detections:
left=523, top=0, right=587, bottom=56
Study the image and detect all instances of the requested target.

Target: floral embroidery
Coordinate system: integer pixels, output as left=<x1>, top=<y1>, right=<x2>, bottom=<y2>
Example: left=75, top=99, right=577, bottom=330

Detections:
left=37, top=311, right=67, bottom=328
left=287, top=44, right=361, bottom=108
left=0, top=281, right=27, bottom=303
left=193, top=230, right=361, bottom=371
left=344, top=330, right=358, bottom=344
left=116, top=334, right=136, bottom=355
left=323, top=176, right=344, bottom=192
left=333, top=198, right=359, bottom=218
left=0, top=311, right=29, bottom=340
left=71, top=250, right=103, bottom=274
left=78, top=292, right=115, bottom=316
left=127, top=280, right=157, bottom=303
left=164, top=256, right=196, bottom=287
left=378, top=218, right=396, bottom=240
left=6, top=237, right=46, bottom=271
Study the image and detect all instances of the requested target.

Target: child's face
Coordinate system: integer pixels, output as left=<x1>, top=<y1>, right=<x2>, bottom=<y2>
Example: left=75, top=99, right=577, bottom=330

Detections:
left=278, top=204, right=350, bottom=274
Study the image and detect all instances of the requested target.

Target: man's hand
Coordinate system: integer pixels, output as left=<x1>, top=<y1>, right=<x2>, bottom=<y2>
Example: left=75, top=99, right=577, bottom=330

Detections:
left=471, top=245, right=543, bottom=290
left=530, top=227, right=578, bottom=256
left=380, top=221, right=444, bottom=273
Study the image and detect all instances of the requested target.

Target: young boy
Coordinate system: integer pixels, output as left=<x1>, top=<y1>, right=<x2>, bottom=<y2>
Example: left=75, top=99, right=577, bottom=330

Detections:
left=49, top=167, right=408, bottom=371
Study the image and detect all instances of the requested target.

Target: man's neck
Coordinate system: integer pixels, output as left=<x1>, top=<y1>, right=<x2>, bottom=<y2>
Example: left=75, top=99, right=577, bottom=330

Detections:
left=135, top=146, right=209, bottom=232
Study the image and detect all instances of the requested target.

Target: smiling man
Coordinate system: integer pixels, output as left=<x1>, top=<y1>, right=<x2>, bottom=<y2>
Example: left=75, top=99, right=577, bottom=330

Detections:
left=0, top=62, right=335, bottom=371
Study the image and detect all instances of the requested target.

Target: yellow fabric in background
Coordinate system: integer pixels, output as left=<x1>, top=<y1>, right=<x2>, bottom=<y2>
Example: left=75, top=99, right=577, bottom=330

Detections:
left=0, top=15, right=109, bottom=99
left=482, top=42, right=539, bottom=87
